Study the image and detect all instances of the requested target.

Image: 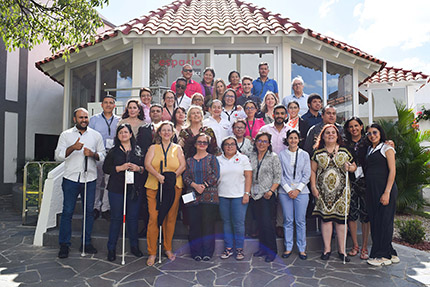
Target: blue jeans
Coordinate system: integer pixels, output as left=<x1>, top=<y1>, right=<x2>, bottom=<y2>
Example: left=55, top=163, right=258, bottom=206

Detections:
left=279, top=192, right=309, bottom=252
left=59, top=178, right=96, bottom=246
left=219, top=197, right=248, bottom=249
left=107, top=190, right=142, bottom=251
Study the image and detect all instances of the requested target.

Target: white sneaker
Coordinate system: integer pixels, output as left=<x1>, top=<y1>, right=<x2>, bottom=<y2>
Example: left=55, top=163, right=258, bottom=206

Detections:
left=367, top=257, right=392, bottom=266
left=390, top=255, right=400, bottom=264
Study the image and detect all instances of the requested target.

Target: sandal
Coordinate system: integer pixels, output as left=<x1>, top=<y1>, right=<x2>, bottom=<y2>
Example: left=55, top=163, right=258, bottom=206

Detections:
left=165, top=250, right=176, bottom=261
left=347, top=245, right=359, bottom=256
left=360, top=248, right=369, bottom=260
left=147, top=255, right=156, bottom=266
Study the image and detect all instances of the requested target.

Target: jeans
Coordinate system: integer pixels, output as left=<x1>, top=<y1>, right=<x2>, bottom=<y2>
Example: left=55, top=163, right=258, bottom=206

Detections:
left=279, top=192, right=309, bottom=252
left=107, top=190, right=142, bottom=251
left=59, top=178, right=96, bottom=246
left=187, top=203, right=218, bottom=258
left=219, top=197, right=248, bottom=249
left=94, top=161, right=110, bottom=212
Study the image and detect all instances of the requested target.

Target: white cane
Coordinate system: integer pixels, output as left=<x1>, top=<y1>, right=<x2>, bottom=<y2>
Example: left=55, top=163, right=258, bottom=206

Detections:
left=121, top=170, right=127, bottom=265
left=81, top=156, right=88, bottom=257
left=343, top=166, right=350, bottom=265
left=158, top=161, right=163, bottom=264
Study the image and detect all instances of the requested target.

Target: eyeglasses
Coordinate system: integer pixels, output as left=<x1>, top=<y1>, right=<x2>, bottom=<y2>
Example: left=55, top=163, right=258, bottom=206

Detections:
left=367, top=131, right=379, bottom=136
left=196, top=141, right=209, bottom=146
left=176, top=84, right=186, bottom=89
left=234, top=126, right=245, bottom=130
left=225, top=95, right=235, bottom=99
left=183, top=69, right=193, bottom=73
left=292, top=83, right=303, bottom=87
left=223, top=143, right=236, bottom=147
left=257, top=139, right=269, bottom=144
left=245, top=107, right=256, bottom=111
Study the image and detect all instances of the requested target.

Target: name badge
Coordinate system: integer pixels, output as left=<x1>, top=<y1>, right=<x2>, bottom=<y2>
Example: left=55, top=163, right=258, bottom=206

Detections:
left=106, top=139, right=114, bottom=149
left=182, top=192, right=196, bottom=204
left=125, top=170, right=134, bottom=184
left=355, top=166, right=364, bottom=179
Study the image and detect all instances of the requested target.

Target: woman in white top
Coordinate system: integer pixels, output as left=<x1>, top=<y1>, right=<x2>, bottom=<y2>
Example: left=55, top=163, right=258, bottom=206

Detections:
left=232, top=119, right=253, bottom=156
left=203, top=100, right=232, bottom=149
left=217, top=136, right=252, bottom=261
left=221, top=89, right=246, bottom=125
left=278, top=130, right=311, bottom=260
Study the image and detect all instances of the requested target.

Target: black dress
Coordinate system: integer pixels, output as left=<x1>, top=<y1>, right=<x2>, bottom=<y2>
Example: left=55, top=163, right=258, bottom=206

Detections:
left=365, top=143, right=398, bottom=259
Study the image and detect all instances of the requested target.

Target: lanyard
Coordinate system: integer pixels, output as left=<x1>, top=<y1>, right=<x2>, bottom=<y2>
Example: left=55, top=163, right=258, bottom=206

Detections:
left=246, top=118, right=256, bottom=138
left=102, top=113, right=114, bottom=136
left=161, top=142, right=171, bottom=168
left=176, top=96, right=184, bottom=107
left=293, top=149, right=298, bottom=180
left=238, top=139, right=245, bottom=152
left=224, top=109, right=235, bottom=122
left=256, top=151, right=268, bottom=181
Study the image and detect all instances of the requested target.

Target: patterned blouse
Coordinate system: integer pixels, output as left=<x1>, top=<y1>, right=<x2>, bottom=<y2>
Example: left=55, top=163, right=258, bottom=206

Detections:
left=248, top=151, right=282, bottom=200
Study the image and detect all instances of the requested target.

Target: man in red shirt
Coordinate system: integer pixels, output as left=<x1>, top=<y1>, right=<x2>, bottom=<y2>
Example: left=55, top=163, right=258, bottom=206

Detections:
left=171, top=64, right=202, bottom=98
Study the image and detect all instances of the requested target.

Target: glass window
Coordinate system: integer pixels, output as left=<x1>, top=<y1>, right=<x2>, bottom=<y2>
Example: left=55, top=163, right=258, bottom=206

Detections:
left=100, top=50, right=133, bottom=103
left=70, top=62, right=96, bottom=114
left=326, top=61, right=353, bottom=124
left=291, top=49, right=323, bottom=96
left=213, top=50, right=274, bottom=83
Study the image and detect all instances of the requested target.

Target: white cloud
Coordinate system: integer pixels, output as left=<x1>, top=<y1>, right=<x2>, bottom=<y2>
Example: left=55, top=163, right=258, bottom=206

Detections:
left=390, top=57, right=430, bottom=75
left=328, top=78, right=338, bottom=88
left=319, top=0, right=339, bottom=18
left=350, top=0, right=430, bottom=53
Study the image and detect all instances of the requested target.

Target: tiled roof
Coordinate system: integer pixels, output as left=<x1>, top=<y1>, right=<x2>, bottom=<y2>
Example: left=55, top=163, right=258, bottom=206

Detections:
left=36, top=0, right=384, bottom=70
left=362, top=67, right=429, bottom=85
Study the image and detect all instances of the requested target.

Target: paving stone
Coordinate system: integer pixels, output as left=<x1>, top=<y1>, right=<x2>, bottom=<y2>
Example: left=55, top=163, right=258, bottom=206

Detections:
left=167, top=271, right=196, bottom=282
left=243, top=268, right=276, bottom=286
left=215, top=272, right=245, bottom=286
left=160, top=257, right=214, bottom=271
left=118, top=280, right=151, bottom=287
left=265, top=274, right=296, bottom=287
left=76, top=260, right=117, bottom=278
left=38, top=266, right=77, bottom=281
left=119, top=267, right=164, bottom=285
left=101, top=271, right=131, bottom=283
left=319, top=276, right=363, bottom=287
left=295, top=277, right=320, bottom=286
left=13, top=270, right=41, bottom=284
left=216, top=261, right=251, bottom=273
left=211, top=266, right=233, bottom=278
left=86, top=276, right=116, bottom=287
left=153, top=274, right=195, bottom=287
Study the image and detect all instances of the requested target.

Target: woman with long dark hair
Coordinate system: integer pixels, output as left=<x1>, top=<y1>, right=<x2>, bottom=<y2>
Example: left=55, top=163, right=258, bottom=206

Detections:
left=310, top=124, right=356, bottom=262
left=343, top=117, right=370, bottom=260
left=200, top=67, right=215, bottom=99
left=243, top=100, right=265, bottom=142
left=227, top=71, right=243, bottom=98
left=162, top=90, right=176, bottom=121
left=286, top=101, right=309, bottom=148
left=171, top=107, right=186, bottom=143
left=103, top=123, right=145, bottom=262
left=118, top=99, right=145, bottom=136
left=365, top=123, right=399, bottom=266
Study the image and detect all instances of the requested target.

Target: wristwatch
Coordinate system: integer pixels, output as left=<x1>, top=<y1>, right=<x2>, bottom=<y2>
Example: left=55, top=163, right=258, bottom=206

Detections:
left=244, top=192, right=250, bottom=196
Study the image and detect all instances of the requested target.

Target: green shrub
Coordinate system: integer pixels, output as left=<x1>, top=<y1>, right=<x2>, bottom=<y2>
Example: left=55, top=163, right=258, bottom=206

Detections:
left=395, top=219, right=426, bottom=244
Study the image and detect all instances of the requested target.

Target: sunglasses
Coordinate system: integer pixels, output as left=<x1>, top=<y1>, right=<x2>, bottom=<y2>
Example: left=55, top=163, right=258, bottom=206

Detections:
left=176, top=84, right=186, bottom=89
left=367, top=131, right=379, bottom=136
left=183, top=69, right=193, bottom=73
left=196, top=141, right=209, bottom=146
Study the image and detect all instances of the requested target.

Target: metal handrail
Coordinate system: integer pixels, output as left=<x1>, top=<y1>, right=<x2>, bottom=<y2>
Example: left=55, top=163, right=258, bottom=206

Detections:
left=22, top=161, right=61, bottom=225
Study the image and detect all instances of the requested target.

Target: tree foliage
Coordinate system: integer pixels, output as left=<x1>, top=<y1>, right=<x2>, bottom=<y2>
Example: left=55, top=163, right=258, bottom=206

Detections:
left=379, top=100, right=430, bottom=213
left=1, top=0, right=109, bottom=59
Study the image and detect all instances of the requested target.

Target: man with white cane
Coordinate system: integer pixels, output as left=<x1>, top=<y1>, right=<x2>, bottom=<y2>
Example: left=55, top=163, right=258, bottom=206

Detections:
left=55, top=108, right=105, bottom=259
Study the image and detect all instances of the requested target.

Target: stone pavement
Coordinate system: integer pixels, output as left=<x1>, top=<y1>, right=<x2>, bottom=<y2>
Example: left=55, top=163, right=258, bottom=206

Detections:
left=1, top=194, right=430, bottom=287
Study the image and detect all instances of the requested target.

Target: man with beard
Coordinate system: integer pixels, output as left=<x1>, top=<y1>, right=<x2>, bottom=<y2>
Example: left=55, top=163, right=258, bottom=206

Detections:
left=55, top=108, right=105, bottom=258
left=173, top=77, right=191, bottom=110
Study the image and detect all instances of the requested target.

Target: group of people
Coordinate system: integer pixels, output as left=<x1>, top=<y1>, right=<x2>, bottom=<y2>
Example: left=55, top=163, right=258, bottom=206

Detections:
left=54, top=63, right=399, bottom=268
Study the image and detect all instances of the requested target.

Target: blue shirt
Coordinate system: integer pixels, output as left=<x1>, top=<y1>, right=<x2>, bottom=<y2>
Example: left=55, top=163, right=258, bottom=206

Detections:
left=251, top=77, right=279, bottom=100
left=301, top=110, right=322, bottom=128
left=282, top=93, right=309, bottom=116
left=89, top=112, right=121, bottom=148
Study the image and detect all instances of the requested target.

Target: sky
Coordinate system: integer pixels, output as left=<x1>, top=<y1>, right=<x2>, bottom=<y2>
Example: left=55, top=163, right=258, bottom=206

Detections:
left=98, top=0, right=430, bottom=75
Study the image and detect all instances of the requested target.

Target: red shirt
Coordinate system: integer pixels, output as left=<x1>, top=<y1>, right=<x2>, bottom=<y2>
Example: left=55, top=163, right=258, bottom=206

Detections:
left=171, top=79, right=203, bottom=98
left=227, top=83, right=243, bottom=98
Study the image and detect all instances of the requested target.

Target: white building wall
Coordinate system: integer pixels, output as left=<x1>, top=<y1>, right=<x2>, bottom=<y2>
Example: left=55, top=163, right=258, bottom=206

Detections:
left=25, top=41, right=63, bottom=160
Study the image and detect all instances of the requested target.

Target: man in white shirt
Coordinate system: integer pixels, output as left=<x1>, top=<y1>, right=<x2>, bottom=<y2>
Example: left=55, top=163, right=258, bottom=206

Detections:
left=89, top=95, right=120, bottom=221
left=282, top=76, right=309, bottom=116
left=55, top=108, right=105, bottom=259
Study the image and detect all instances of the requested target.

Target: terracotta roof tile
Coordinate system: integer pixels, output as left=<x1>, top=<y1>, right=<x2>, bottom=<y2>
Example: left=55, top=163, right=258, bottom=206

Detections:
left=36, top=0, right=384, bottom=73
left=363, top=67, right=428, bottom=85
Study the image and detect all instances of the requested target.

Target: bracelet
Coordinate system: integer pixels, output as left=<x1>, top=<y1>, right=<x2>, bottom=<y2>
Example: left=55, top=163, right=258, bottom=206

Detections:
left=268, top=189, right=274, bottom=193
left=139, top=166, right=143, bottom=173
left=244, top=192, right=250, bottom=196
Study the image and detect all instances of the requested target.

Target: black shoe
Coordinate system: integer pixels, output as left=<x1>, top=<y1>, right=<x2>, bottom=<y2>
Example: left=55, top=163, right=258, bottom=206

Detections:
left=282, top=252, right=292, bottom=259
left=253, top=250, right=266, bottom=257
left=58, top=244, right=69, bottom=259
left=107, top=250, right=116, bottom=262
left=138, top=228, right=147, bottom=238
left=338, top=252, right=350, bottom=262
left=79, top=244, right=98, bottom=254
left=202, top=256, right=211, bottom=261
left=265, top=255, right=276, bottom=262
left=321, top=251, right=331, bottom=260
left=131, top=246, right=143, bottom=257
left=93, top=209, right=100, bottom=220
left=298, top=253, right=307, bottom=260
left=194, top=256, right=202, bottom=261
left=101, top=210, right=111, bottom=221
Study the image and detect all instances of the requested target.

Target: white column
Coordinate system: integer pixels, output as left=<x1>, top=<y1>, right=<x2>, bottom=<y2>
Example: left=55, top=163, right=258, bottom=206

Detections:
left=63, top=65, right=71, bottom=130
left=368, top=88, right=373, bottom=124
left=352, top=68, right=359, bottom=116
left=322, top=59, right=327, bottom=106
left=95, top=59, right=101, bottom=102
left=282, top=40, right=291, bottom=101
left=132, top=39, right=145, bottom=97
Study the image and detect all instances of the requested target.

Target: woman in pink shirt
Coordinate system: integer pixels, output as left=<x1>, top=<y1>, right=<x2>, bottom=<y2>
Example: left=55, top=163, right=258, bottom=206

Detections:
left=243, top=100, right=265, bottom=142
